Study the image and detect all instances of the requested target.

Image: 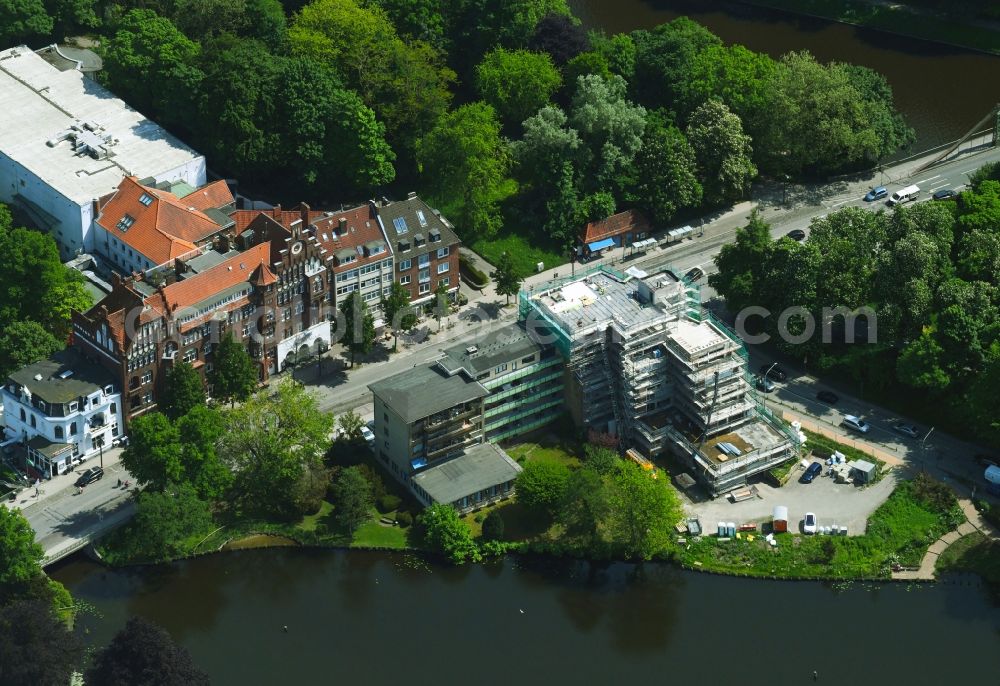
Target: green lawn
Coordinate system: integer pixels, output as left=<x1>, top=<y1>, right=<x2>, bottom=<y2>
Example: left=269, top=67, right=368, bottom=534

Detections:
left=935, top=533, right=1000, bottom=584
left=672, top=475, right=964, bottom=579
left=352, top=519, right=409, bottom=549
left=472, top=233, right=566, bottom=277
left=504, top=441, right=582, bottom=469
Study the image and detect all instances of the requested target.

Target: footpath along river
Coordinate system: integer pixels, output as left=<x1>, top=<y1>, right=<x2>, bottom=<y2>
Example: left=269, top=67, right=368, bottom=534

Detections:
left=54, top=550, right=1000, bottom=685
left=570, top=0, right=1000, bottom=155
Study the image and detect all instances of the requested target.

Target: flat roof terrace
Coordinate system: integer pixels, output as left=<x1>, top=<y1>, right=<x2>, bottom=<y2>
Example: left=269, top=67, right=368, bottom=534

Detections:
left=527, top=270, right=681, bottom=339
left=700, top=419, right=790, bottom=469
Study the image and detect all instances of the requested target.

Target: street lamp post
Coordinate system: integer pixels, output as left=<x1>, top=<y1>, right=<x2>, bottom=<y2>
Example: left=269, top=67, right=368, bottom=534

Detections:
left=760, top=362, right=778, bottom=411
left=920, top=426, right=935, bottom=473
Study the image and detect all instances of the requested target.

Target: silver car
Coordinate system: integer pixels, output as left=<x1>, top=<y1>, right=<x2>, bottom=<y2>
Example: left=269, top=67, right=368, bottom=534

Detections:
left=894, top=423, right=919, bottom=439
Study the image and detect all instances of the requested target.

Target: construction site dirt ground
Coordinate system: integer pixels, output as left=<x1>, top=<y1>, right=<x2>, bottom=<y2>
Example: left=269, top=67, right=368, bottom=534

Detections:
left=681, top=464, right=900, bottom=536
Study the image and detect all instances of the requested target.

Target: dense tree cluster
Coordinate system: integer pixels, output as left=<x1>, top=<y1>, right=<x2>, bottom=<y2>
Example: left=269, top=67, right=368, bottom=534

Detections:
left=710, top=175, right=1000, bottom=446
left=0, top=203, right=91, bottom=378
left=0, top=3, right=910, bottom=272
left=515, top=446, right=683, bottom=559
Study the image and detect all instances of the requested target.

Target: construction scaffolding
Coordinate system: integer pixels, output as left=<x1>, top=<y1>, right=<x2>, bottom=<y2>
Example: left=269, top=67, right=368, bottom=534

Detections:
left=520, top=266, right=797, bottom=494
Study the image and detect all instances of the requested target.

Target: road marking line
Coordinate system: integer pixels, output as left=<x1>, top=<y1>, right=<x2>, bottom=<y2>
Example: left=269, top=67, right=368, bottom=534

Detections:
left=962, top=168, right=977, bottom=174
left=830, top=199, right=852, bottom=207
left=928, top=183, right=949, bottom=192
left=916, top=175, right=941, bottom=184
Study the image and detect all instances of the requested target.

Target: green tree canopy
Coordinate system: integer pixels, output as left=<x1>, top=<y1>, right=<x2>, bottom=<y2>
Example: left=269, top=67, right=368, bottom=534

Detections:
left=331, top=466, right=373, bottom=533
left=0, top=600, right=83, bottom=686
left=289, top=0, right=454, bottom=161
left=630, top=17, right=721, bottom=114
left=208, top=331, right=257, bottom=405
left=686, top=98, right=756, bottom=205
left=120, top=483, right=214, bottom=562
left=475, top=48, right=561, bottom=130
left=0, top=216, right=91, bottom=339
left=605, top=461, right=681, bottom=559
left=0, top=507, right=44, bottom=601
left=0, top=0, right=53, bottom=46
left=0, top=320, right=63, bottom=380
left=515, top=460, right=570, bottom=517
left=338, top=291, right=376, bottom=367
left=84, top=616, right=210, bottom=686
left=417, top=102, right=511, bottom=240
left=160, top=361, right=205, bottom=420
left=491, top=251, right=522, bottom=304
left=380, top=281, right=416, bottom=350
left=418, top=503, right=480, bottom=564
left=337, top=409, right=365, bottom=440
left=120, top=412, right=183, bottom=491
left=219, top=380, right=330, bottom=519
left=481, top=509, right=505, bottom=541
left=100, top=10, right=204, bottom=131
left=629, top=113, right=702, bottom=224
left=758, top=51, right=913, bottom=175
left=175, top=404, right=232, bottom=501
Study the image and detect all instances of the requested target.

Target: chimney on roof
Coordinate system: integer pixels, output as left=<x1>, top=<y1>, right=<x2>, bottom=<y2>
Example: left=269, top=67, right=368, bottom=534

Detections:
left=338, top=218, right=347, bottom=235
left=299, top=203, right=310, bottom=227
left=99, top=304, right=108, bottom=319
left=272, top=204, right=282, bottom=219
left=407, top=191, right=417, bottom=200
left=381, top=196, right=390, bottom=206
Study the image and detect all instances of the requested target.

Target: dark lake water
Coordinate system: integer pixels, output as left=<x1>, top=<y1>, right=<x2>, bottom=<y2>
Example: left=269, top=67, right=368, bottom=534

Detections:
left=53, top=550, right=1000, bottom=685
left=569, top=0, right=1000, bottom=154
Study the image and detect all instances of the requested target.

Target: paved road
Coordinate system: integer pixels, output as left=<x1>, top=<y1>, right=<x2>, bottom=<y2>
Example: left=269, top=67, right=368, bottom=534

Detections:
left=4, top=448, right=135, bottom=566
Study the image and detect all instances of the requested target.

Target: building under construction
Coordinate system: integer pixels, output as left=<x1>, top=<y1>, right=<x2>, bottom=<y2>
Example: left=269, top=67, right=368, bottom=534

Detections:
left=520, top=265, right=798, bottom=496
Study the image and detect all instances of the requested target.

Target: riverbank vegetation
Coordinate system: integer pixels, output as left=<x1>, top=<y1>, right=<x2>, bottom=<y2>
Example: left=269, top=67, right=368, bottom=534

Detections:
left=674, top=474, right=964, bottom=579
left=935, top=532, right=1000, bottom=585
left=711, top=167, right=1000, bottom=448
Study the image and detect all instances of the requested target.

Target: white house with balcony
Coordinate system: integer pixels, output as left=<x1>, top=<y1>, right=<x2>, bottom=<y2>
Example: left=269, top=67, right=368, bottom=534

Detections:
left=2, top=348, right=123, bottom=480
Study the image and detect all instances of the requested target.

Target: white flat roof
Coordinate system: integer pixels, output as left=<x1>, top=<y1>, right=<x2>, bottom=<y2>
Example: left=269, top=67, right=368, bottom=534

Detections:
left=0, top=46, right=203, bottom=205
left=671, top=319, right=725, bottom=355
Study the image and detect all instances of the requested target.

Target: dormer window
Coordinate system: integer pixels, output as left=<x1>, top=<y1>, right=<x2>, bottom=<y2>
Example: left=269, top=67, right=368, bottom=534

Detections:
left=138, top=193, right=154, bottom=206
left=393, top=217, right=408, bottom=235
left=429, top=229, right=441, bottom=242
left=116, top=214, right=135, bottom=231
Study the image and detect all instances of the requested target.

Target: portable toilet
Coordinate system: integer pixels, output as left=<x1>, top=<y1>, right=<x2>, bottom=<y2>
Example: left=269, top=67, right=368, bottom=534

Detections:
left=727, top=522, right=736, bottom=537
left=773, top=506, right=788, bottom=533
left=986, top=465, right=1000, bottom=496
left=718, top=522, right=727, bottom=537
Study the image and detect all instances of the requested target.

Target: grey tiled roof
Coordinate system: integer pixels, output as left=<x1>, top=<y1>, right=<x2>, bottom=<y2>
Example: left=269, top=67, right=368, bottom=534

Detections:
left=368, top=364, right=488, bottom=424
left=8, top=348, right=115, bottom=405
left=412, top=443, right=522, bottom=505
left=437, top=323, right=544, bottom=377
left=375, top=196, right=460, bottom=256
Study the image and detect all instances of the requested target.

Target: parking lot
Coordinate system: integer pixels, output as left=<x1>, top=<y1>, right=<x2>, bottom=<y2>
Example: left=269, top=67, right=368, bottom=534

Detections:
left=684, top=464, right=899, bottom=536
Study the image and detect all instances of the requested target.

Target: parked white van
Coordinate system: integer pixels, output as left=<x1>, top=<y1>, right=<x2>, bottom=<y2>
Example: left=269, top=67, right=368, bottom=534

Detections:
left=887, top=184, right=920, bottom=206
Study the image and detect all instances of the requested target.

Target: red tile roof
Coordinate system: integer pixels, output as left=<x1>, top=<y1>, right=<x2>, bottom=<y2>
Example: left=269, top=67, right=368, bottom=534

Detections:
left=250, top=260, right=278, bottom=287
left=580, top=209, right=651, bottom=244
left=182, top=180, right=234, bottom=211
left=148, top=243, right=271, bottom=316
left=95, top=177, right=231, bottom=266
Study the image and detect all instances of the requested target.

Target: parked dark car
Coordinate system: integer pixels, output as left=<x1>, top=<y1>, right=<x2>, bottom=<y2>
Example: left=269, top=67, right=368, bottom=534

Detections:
left=864, top=186, right=888, bottom=202
left=74, top=466, right=104, bottom=487
left=932, top=188, right=958, bottom=201
left=893, top=423, right=920, bottom=439
left=816, top=390, right=839, bottom=404
left=758, top=364, right=788, bottom=382
left=800, top=461, right=823, bottom=484
left=785, top=229, right=806, bottom=241
left=684, top=266, right=705, bottom=282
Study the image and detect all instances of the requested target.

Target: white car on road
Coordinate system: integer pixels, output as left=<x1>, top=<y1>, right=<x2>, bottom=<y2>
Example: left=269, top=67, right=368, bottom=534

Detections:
left=842, top=415, right=870, bottom=434
left=803, top=512, right=817, bottom=535
left=360, top=425, right=375, bottom=443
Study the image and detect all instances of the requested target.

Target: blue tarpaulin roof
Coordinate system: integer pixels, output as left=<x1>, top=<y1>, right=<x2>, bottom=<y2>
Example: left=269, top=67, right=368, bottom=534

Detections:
left=587, top=238, right=615, bottom=251
left=410, top=457, right=428, bottom=470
